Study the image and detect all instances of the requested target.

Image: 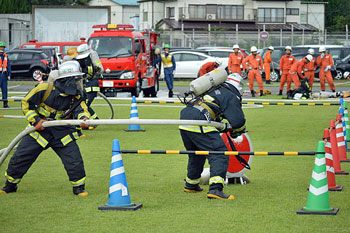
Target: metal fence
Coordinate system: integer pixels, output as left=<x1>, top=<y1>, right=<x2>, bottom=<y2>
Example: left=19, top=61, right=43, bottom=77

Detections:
left=158, top=29, right=350, bottom=49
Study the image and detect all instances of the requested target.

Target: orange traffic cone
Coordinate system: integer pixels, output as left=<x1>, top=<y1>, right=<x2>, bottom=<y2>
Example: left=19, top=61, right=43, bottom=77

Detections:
left=336, top=114, right=350, bottom=162
left=329, top=120, right=349, bottom=175
left=323, top=129, right=344, bottom=191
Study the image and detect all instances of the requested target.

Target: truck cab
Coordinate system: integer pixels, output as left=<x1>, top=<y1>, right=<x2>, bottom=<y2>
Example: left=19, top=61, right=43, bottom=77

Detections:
left=88, top=24, right=159, bottom=97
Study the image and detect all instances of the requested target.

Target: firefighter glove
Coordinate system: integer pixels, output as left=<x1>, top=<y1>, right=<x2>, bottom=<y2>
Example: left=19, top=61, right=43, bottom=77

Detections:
left=80, top=117, right=90, bottom=129
left=34, top=119, right=47, bottom=131
left=230, top=126, right=246, bottom=138
left=7, top=76, right=10, bottom=80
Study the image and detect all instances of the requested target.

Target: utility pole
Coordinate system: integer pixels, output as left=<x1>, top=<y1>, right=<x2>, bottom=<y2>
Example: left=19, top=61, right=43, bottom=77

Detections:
left=152, top=0, right=154, bottom=28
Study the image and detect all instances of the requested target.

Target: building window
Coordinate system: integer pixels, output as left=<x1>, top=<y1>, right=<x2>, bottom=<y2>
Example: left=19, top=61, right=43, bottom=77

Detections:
left=217, top=5, right=244, bottom=20
left=258, top=8, right=284, bottom=23
left=286, top=8, right=299, bottom=15
left=167, top=7, right=175, bottom=18
left=188, top=4, right=244, bottom=20
left=9, top=23, right=13, bottom=44
left=143, top=11, right=148, bottom=22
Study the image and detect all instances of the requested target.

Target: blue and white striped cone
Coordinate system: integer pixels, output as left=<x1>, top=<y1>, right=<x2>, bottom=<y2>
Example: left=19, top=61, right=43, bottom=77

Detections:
left=339, top=107, right=349, bottom=151
left=98, top=139, right=142, bottom=211
left=124, top=96, right=146, bottom=132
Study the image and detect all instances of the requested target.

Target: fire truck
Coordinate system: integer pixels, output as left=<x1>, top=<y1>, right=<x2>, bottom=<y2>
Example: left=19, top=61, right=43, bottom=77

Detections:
left=88, top=24, right=160, bottom=97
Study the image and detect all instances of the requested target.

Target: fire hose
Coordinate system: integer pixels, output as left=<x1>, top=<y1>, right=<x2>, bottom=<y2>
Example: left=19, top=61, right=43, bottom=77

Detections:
left=0, top=119, right=225, bottom=167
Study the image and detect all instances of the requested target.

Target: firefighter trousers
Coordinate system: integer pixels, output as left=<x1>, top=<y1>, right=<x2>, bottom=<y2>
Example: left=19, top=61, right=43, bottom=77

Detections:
left=288, top=73, right=301, bottom=90
left=5, top=133, right=86, bottom=186
left=164, top=68, right=174, bottom=90
left=180, top=130, right=229, bottom=191
left=304, top=71, right=315, bottom=89
left=86, top=91, right=98, bottom=119
left=319, top=69, right=335, bottom=91
left=0, top=74, right=8, bottom=101
left=264, top=63, right=271, bottom=81
left=248, top=69, right=263, bottom=91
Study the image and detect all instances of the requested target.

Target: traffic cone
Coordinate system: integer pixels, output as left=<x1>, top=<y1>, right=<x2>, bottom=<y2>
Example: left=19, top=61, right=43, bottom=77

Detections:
left=99, top=139, right=142, bottom=211
left=339, top=107, right=349, bottom=151
left=329, top=120, right=349, bottom=175
left=342, top=102, right=350, bottom=142
left=124, top=96, right=145, bottom=132
left=323, top=129, right=343, bottom=191
left=297, top=141, right=339, bottom=215
left=336, top=114, right=350, bottom=162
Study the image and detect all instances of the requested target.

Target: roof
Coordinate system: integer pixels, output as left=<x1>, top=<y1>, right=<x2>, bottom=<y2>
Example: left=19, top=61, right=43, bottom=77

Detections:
left=159, top=19, right=319, bottom=32
left=112, top=0, right=139, bottom=6
left=301, top=1, right=328, bottom=4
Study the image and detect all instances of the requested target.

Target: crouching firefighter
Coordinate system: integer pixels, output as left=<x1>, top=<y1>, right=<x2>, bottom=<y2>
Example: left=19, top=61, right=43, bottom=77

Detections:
left=76, top=44, right=104, bottom=126
left=179, top=68, right=246, bottom=200
left=0, top=61, right=91, bottom=197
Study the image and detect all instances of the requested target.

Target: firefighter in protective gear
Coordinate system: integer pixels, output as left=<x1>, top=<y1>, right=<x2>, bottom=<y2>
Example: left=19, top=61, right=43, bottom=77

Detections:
left=287, top=55, right=312, bottom=97
left=0, top=61, right=91, bottom=196
left=180, top=73, right=246, bottom=200
left=228, top=44, right=244, bottom=75
left=304, top=49, right=317, bottom=90
left=243, top=46, right=264, bottom=97
left=317, top=46, right=336, bottom=92
left=154, top=44, right=176, bottom=97
left=198, top=59, right=221, bottom=77
left=76, top=44, right=102, bottom=122
left=279, top=46, right=296, bottom=95
left=264, top=46, right=274, bottom=84
left=0, top=41, right=11, bottom=108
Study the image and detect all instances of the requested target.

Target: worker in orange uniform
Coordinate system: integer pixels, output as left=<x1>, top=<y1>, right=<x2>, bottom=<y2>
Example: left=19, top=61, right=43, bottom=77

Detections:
left=287, top=55, right=313, bottom=98
left=228, top=44, right=244, bottom=75
left=317, top=46, right=336, bottom=92
left=303, top=49, right=317, bottom=90
left=279, top=46, right=296, bottom=95
left=243, top=46, right=264, bottom=97
left=198, top=59, right=221, bottom=77
left=264, top=46, right=274, bottom=84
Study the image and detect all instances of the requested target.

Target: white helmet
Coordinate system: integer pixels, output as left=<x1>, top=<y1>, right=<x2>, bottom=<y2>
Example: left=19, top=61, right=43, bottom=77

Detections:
left=226, top=73, right=244, bottom=94
left=344, top=71, right=350, bottom=79
left=285, top=46, right=292, bottom=51
left=57, top=61, right=84, bottom=80
left=214, top=58, right=222, bottom=66
left=305, top=55, right=313, bottom=62
left=268, top=46, right=274, bottom=51
left=319, top=46, right=326, bottom=52
left=76, top=44, right=91, bottom=59
left=308, top=48, right=315, bottom=55
left=250, top=46, right=257, bottom=52
left=233, top=44, right=240, bottom=49
left=62, top=55, right=73, bottom=63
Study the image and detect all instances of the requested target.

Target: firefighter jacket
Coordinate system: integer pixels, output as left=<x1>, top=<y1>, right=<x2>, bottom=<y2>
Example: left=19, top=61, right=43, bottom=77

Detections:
left=228, top=53, right=244, bottom=68
left=154, top=53, right=176, bottom=70
left=243, top=54, right=263, bottom=70
left=179, top=83, right=246, bottom=134
left=199, top=62, right=217, bottom=77
left=280, top=55, right=296, bottom=71
left=0, top=53, right=11, bottom=76
left=22, top=83, right=90, bottom=147
left=264, top=51, right=272, bottom=64
left=289, top=59, right=306, bottom=78
left=316, top=53, right=334, bottom=68
left=303, top=56, right=317, bottom=72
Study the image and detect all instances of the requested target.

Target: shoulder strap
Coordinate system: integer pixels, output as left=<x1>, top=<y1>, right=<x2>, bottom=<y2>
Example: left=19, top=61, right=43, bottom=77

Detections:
left=42, top=82, right=54, bottom=103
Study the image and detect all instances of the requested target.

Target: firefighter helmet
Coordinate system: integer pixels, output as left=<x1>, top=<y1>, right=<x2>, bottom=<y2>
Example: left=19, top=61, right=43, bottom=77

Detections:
left=319, top=46, right=326, bottom=52
left=250, top=46, right=257, bottom=52
left=76, top=44, right=91, bottom=59
left=57, top=61, right=84, bottom=80
left=0, top=41, right=6, bottom=47
left=268, top=46, right=274, bottom=51
left=67, top=47, right=78, bottom=58
left=308, top=48, right=315, bottom=55
left=305, top=55, right=313, bottom=62
left=233, top=44, right=240, bottom=49
left=226, top=73, right=244, bottom=95
left=285, top=46, right=292, bottom=51
left=164, top=44, right=170, bottom=49
left=344, top=71, right=350, bottom=79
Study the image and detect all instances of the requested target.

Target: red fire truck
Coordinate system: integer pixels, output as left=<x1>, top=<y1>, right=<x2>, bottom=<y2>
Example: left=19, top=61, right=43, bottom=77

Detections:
left=88, top=24, right=160, bottom=97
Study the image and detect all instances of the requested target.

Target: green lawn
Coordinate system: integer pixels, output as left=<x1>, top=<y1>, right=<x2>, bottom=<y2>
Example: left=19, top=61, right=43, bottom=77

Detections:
left=0, top=99, right=349, bottom=232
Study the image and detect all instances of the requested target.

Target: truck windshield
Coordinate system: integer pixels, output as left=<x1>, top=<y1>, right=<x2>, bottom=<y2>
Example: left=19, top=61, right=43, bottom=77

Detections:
left=88, top=37, right=133, bottom=58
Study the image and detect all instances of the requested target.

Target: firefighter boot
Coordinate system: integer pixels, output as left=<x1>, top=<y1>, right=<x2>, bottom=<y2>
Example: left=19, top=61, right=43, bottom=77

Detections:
left=0, top=181, right=18, bottom=194
left=266, top=80, right=271, bottom=84
left=260, top=90, right=265, bottom=96
left=287, top=90, right=293, bottom=99
left=3, top=101, right=9, bottom=108
left=184, top=182, right=204, bottom=193
left=278, top=90, right=283, bottom=95
left=168, top=89, right=173, bottom=98
left=207, top=189, right=234, bottom=200
left=73, top=184, right=88, bottom=197
left=250, top=90, right=255, bottom=97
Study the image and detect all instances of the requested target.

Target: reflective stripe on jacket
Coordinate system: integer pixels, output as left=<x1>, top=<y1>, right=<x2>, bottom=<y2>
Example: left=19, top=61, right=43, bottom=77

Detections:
left=161, top=53, right=173, bottom=68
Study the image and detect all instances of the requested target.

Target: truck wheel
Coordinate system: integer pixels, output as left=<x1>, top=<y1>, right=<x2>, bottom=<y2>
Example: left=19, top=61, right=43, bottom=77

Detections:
left=150, top=75, right=159, bottom=97
left=131, top=79, right=141, bottom=97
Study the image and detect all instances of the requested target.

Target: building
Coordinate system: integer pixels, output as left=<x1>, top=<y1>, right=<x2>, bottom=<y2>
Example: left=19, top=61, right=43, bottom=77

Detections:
left=139, top=0, right=326, bottom=32
left=0, top=14, right=31, bottom=49
left=89, top=0, right=140, bottom=27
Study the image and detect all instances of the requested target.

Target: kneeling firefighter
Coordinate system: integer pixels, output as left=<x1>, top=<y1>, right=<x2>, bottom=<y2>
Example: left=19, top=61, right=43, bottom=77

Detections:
left=76, top=44, right=104, bottom=123
left=179, top=68, right=246, bottom=200
left=0, top=61, right=91, bottom=196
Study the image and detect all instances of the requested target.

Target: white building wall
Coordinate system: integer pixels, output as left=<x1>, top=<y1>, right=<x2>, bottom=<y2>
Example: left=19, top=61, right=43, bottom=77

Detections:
left=139, top=1, right=164, bottom=30
left=123, top=6, right=139, bottom=25
left=0, top=14, right=32, bottom=49
left=89, top=0, right=123, bottom=24
left=301, top=3, right=325, bottom=31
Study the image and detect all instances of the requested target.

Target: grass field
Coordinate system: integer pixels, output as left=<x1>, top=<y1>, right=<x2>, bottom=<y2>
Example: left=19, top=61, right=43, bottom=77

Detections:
left=0, top=98, right=350, bottom=233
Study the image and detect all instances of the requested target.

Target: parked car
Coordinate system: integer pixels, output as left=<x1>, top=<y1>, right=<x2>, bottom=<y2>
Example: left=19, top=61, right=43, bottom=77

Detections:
left=21, top=47, right=59, bottom=69
left=159, top=51, right=227, bottom=79
left=335, top=54, right=350, bottom=79
left=7, top=49, right=51, bottom=81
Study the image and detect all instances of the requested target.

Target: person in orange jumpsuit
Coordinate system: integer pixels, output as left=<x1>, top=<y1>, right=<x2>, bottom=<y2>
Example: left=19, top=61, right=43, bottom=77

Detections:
left=264, top=46, right=274, bottom=84
left=228, top=44, right=244, bottom=75
left=303, top=49, right=317, bottom=90
left=198, top=59, right=220, bottom=77
left=317, top=46, right=336, bottom=92
left=243, top=46, right=264, bottom=97
left=288, top=55, right=313, bottom=95
left=279, top=46, right=296, bottom=95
